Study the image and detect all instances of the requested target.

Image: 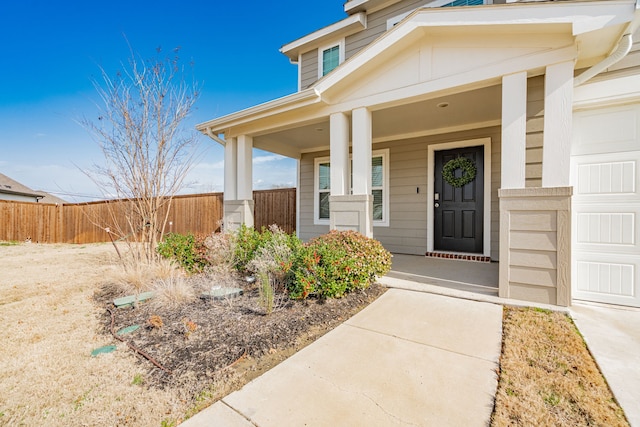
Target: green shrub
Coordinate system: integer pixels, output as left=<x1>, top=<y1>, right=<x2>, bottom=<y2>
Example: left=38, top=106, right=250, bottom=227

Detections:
left=231, top=225, right=274, bottom=273
left=156, top=232, right=208, bottom=274
left=316, top=230, right=392, bottom=285
left=288, top=230, right=392, bottom=299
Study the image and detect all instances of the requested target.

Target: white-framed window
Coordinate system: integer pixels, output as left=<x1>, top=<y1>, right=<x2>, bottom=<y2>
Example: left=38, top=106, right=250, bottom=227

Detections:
left=318, top=40, right=345, bottom=78
left=314, top=149, right=390, bottom=226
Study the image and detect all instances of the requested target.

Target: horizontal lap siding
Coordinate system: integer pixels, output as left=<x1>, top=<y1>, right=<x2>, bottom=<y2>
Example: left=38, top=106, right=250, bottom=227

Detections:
left=345, top=0, right=434, bottom=60
left=299, top=150, right=330, bottom=241
left=300, top=50, right=318, bottom=90
left=298, top=126, right=501, bottom=258
left=526, top=76, right=544, bottom=187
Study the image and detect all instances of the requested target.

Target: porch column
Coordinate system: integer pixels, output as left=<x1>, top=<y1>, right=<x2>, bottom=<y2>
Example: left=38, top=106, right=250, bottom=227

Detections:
left=223, top=137, right=237, bottom=200
left=329, top=112, right=349, bottom=196
left=328, top=109, right=373, bottom=236
left=542, top=60, right=574, bottom=188
left=501, top=72, right=527, bottom=189
left=498, top=62, right=574, bottom=307
left=223, top=134, right=254, bottom=230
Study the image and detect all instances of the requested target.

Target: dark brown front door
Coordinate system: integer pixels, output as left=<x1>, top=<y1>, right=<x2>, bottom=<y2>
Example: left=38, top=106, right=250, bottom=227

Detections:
left=434, top=146, right=484, bottom=253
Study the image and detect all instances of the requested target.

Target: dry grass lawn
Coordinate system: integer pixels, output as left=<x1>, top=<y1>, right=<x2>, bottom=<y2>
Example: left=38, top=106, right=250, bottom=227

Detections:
left=492, top=306, right=628, bottom=427
left=0, top=243, right=189, bottom=426
left=1, top=242, right=630, bottom=426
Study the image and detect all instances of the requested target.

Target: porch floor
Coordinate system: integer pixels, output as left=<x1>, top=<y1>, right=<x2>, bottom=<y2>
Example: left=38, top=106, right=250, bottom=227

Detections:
left=385, top=254, right=499, bottom=297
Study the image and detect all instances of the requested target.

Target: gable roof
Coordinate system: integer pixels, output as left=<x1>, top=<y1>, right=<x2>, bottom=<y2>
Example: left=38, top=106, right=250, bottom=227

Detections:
left=197, top=0, right=639, bottom=143
left=0, top=173, right=67, bottom=204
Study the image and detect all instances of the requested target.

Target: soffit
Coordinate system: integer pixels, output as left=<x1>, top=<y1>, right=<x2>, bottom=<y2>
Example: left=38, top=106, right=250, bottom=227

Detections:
left=280, top=13, right=367, bottom=61
left=252, top=84, right=502, bottom=156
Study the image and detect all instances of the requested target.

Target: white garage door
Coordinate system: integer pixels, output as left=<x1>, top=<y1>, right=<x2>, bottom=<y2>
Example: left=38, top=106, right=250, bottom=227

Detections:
left=571, top=104, right=640, bottom=307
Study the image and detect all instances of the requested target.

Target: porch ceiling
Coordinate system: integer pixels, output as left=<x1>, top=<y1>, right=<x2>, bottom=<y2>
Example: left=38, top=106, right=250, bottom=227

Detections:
left=253, top=84, right=502, bottom=156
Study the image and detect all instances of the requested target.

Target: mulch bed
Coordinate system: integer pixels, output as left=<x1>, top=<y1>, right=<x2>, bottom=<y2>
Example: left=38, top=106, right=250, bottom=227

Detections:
left=94, top=277, right=386, bottom=400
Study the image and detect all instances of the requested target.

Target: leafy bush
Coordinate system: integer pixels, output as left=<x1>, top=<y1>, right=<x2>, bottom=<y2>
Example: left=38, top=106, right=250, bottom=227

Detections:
left=316, top=230, right=392, bottom=285
left=231, top=224, right=274, bottom=273
left=156, top=232, right=208, bottom=274
left=288, top=230, right=392, bottom=299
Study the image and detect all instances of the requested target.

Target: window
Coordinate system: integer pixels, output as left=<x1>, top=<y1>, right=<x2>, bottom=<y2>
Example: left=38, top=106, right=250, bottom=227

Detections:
left=318, top=161, right=331, bottom=220
left=387, top=0, right=488, bottom=27
left=442, top=0, right=484, bottom=6
left=318, top=40, right=345, bottom=78
left=314, top=149, right=389, bottom=226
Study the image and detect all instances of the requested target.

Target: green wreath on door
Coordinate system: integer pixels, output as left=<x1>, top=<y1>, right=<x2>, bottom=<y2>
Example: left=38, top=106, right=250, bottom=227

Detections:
left=442, top=157, right=477, bottom=188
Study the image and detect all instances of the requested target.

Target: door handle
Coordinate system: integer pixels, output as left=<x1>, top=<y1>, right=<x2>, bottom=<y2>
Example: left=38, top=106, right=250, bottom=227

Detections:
left=435, top=202, right=440, bottom=208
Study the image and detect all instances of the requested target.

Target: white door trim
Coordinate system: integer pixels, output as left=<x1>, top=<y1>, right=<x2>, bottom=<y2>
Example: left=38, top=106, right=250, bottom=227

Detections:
left=427, top=137, right=492, bottom=256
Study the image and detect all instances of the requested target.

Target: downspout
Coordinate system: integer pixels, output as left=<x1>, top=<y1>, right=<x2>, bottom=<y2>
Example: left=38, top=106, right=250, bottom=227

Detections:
left=206, top=128, right=227, bottom=146
left=574, top=32, right=633, bottom=87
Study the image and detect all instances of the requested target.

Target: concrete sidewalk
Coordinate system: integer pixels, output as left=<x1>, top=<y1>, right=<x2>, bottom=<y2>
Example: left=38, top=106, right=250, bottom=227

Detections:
left=570, top=303, right=640, bottom=427
left=181, top=289, right=503, bottom=426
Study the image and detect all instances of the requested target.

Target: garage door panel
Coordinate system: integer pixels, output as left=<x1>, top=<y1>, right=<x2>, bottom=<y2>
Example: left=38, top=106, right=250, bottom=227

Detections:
left=573, top=253, right=639, bottom=306
left=572, top=104, right=640, bottom=155
left=572, top=104, right=640, bottom=307
left=574, top=206, right=639, bottom=252
left=573, top=152, right=639, bottom=200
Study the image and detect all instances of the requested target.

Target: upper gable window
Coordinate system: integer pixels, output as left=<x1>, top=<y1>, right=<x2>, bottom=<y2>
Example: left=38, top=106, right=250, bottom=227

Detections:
left=442, top=0, right=484, bottom=6
left=387, top=0, right=488, bottom=28
left=318, top=40, right=345, bottom=78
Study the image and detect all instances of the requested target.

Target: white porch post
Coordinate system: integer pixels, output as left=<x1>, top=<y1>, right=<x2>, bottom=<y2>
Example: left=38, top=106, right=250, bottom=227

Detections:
left=352, top=107, right=372, bottom=195
left=223, top=134, right=254, bottom=230
left=223, top=137, right=237, bottom=201
left=329, top=112, right=350, bottom=197
left=237, top=135, right=253, bottom=200
left=501, top=72, right=527, bottom=189
left=543, top=60, right=574, bottom=187
left=499, top=62, right=574, bottom=307
left=328, top=110, right=373, bottom=236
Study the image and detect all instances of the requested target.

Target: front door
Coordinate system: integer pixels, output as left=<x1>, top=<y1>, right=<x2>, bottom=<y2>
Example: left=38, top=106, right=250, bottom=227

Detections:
left=434, top=146, right=484, bottom=253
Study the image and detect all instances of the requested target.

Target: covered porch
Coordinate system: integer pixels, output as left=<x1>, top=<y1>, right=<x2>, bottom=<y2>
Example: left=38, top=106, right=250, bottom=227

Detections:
left=385, top=254, right=499, bottom=297
left=197, top=2, right=636, bottom=307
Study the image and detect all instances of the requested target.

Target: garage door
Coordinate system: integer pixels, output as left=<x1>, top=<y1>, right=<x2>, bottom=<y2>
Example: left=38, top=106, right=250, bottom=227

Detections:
left=571, top=104, right=640, bottom=307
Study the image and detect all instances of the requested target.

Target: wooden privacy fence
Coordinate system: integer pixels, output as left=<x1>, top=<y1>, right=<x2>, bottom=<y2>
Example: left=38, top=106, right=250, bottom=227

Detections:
left=0, top=189, right=296, bottom=244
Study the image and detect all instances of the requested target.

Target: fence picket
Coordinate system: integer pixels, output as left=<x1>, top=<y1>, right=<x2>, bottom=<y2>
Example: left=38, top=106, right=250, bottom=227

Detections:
left=0, top=189, right=296, bottom=243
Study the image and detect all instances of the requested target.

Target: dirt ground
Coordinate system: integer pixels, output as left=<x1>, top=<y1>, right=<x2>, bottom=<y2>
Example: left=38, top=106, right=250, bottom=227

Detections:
left=0, top=242, right=384, bottom=426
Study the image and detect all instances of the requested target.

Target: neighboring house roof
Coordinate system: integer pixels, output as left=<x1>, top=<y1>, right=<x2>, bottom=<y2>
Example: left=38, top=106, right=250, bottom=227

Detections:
left=0, top=173, right=67, bottom=204
left=35, top=191, right=67, bottom=205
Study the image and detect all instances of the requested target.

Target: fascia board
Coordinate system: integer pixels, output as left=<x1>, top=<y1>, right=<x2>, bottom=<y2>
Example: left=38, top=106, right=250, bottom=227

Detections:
left=196, top=89, right=320, bottom=134
left=280, top=13, right=366, bottom=60
left=345, top=0, right=401, bottom=14
left=0, top=189, right=42, bottom=198
left=404, top=1, right=635, bottom=36
left=315, top=1, right=635, bottom=99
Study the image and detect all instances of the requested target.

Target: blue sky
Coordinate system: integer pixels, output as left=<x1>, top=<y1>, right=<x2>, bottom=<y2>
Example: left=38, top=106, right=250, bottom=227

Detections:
left=0, top=1, right=345, bottom=201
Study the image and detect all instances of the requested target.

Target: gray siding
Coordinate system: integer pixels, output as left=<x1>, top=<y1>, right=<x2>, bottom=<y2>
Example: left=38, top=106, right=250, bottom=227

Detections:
left=345, top=0, right=435, bottom=60
left=300, top=49, right=319, bottom=90
left=299, top=149, right=331, bottom=242
left=298, top=0, right=438, bottom=90
left=526, top=76, right=544, bottom=187
left=299, top=126, right=501, bottom=259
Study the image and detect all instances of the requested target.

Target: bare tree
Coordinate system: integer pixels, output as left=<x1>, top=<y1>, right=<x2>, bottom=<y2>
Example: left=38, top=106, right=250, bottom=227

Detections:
left=82, top=46, right=201, bottom=262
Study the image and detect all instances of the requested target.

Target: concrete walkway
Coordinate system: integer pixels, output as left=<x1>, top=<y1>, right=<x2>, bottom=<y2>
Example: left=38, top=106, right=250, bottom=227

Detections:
left=181, top=288, right=503, bottom=427
left=570, top=302, right=640, bottom=427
